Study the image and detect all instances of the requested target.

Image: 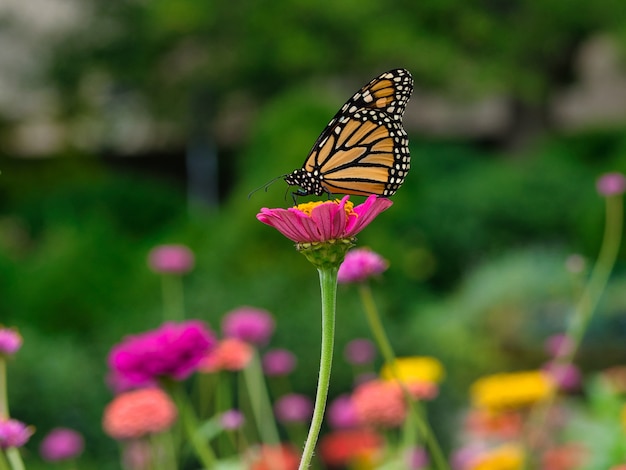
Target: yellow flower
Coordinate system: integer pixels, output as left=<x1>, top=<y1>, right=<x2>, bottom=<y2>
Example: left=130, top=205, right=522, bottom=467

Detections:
left=470, top=370, right=555, bottom=411
left=471, top=444, right=525, bottom=470
left=380, top=356, right=445, bottom=384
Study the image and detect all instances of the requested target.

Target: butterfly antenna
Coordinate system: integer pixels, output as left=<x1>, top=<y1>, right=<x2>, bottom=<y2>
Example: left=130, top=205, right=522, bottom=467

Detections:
left=247, top=174, right=287, bottom=199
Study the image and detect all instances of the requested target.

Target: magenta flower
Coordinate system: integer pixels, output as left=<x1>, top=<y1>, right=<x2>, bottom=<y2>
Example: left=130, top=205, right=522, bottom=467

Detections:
left=542, top=361, right=581, bottom=392
left=338, top=248, right=389, bottom=283
left=327, top=394, right=361, bottom=429
left=0, top=326, right=22, bottom=356
left=256, top=195, right=393, bottom=244
left=39, top=428, right=84, bottom=462
left=406, top=446, right=429, bottom=470
left=221, top=306, right=275, bottom=346
left=597, top=172, right=626, bottom=196
left=220, top=410, right=245, bottom=430
left=274, top=394, right=313, bottom=424
left=344, top=338, right=376, bottom=366
left=108, top=321, right=216, bottom=387
left=262, top=349, right=297, bottom=376
left=148, top=244, right=195, bottom=274
left=544, top=333, right=574, bottom=359
left=0, top=419, right=33, bottom=449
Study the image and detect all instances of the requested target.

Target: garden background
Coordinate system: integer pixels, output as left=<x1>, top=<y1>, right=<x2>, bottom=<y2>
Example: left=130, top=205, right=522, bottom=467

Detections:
left=3, top=1, right=626, bottom=468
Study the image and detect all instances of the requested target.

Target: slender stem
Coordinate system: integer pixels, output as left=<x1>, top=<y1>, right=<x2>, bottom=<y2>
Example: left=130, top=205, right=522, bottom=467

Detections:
left=161, top=275, right=185, bottom=321
left=358, top=282, right=449, bottom=470
left=0, top=358, right=7, bottom=419
left=0, top=451, right=10, bottom=470
left=5, top=449, right=24, bottom=470
left=299, top=267, right=337, bottom=470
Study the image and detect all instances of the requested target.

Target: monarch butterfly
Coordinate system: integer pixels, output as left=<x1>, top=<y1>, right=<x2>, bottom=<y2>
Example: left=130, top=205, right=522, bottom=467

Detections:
left=284, top=68, right=413, bottom=198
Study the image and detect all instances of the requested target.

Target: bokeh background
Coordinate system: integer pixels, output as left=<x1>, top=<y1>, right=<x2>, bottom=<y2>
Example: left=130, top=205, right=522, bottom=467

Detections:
left=3, top=0, right=626, bottom=467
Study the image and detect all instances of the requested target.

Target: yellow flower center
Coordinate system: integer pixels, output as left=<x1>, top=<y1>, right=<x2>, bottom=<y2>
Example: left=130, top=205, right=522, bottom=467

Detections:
left=295, top=199, right=355, bottom=216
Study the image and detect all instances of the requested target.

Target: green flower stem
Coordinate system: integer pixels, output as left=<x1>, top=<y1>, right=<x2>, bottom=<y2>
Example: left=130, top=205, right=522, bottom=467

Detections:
left=357, top=282, right=449, bottom=470
left=0, top=451, right=10, bottom=470
left=161, top=274, right=185, bottom=321
left=0, top=358, right=7, bottom=419
left=299, top=266, right=338, bottom=470
left=242, top=352, right=281, bottom=446
left=5, top=449, right=24, bottom=470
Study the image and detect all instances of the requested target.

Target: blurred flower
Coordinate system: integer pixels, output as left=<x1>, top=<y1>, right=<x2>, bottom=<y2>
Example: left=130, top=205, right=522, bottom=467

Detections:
left=248, top=444, right=300, bottom=470
left=544, top=334, right=574, bottom=359
left=464, top=409, right=523, bottom=440
left=0, top=419, right=33, bottom=449
left=122, top=439, right=151, bottom=470
left=274, top=393, right=313, bottom=424
left=222, top=306, right=275, bottom=346
left=380, top=356, right=445, bottom=384
left=610, top=466, right=626, bottom=470
left=352, top=379, right=406, bottom=428
left=469, top=444, right=524, bottom=470
left=470, top=371, right=555, bottom=412
left=262, top=349, right=297, bottom=376
left=406, top=446, right=429, bottom=470
left=220, top=409, right=245, bottom=430
left=344, top=338, right=376, bottom=365
left=199, top=338, right=253, bottom=372
left=337, top=248, right=388, bottom=283
left=542, top=362, right=581, bottom=392
left=0, top=326, right=22, bottom=356
left=327, top=394, right=361, bottom=429
left=257, top=195, right=393, bottom=244
left=108, top=320, right=215, bottom=387
left=596, top=172, right=626, bottom=196
left=603, top=366, right=626, bottom=393
left=103, top=388, right=177, bottom=440
left=318, top=429, right=382, bottom=467
left=452, top=444, right=486, bottom=470
left=406, top=380, right=439, bottom=400
left=541, top=443, right=587, bottom=470
left=564, top=254, right=586, bottom=274
left=39, top=427, right=84, bottom=462
left=147, top=244, right=195, bottom=274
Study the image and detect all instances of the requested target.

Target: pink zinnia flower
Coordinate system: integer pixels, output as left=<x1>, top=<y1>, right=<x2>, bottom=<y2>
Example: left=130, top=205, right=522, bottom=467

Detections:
left=0, top=326, right=22, bottom=356
left=406, top=446, right=429, bottom=470
left=327, top=394, right=361, bottom=429
left=319, top=429, right=382, bottom=467
left=222, top=306, right=275, bottom=346
left=0, top=419, right=33, bottom=449
left=352, top=379, right=407, bottom=428
left=108, top=321, right=216, bottom=387
left=274, top=394, right=313, bottom=424
left=220, top=410, right=245, bottom=430
left=262, top=349, right=297, bottom=376
left=597, top=172, right=626, bottom=196
left=199, top=338, right=253, bottom=372
left=248, top=444, right=300, bottom=470
left=39, top=428, right=84, bottom=461
left=338, top=248, right=389, bottom=283
left=256, top=195, right=393, bottom=244
left=344, top=338, right=376, bottom=365
left=148, top=244, right=195, bottom=274
left=542, top=361, right=581, bottom=392
left=103, top=388, right=177, bottom=440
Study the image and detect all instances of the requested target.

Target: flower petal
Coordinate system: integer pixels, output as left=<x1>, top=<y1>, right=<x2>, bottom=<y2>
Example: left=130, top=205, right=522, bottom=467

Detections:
left=345, top=196, right=393, bottom=237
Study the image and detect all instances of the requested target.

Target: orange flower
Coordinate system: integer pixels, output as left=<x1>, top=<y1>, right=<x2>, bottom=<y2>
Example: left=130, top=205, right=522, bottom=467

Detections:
left=318, top=429, right=382, bottom=467
left=102, top=388, right=177, bottom=440
left=352, top=379, right=406, bottom=428
left=199, top=338, right=253, bottom=372
left=248, top=444, right=300, bottom=470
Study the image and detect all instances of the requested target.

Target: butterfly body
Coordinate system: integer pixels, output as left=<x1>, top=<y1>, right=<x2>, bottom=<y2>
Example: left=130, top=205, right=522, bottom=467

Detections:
left=284, top=68, right=413, bottom=197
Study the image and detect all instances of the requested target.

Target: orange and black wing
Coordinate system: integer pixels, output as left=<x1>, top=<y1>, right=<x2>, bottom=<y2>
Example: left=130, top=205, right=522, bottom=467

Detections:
left=284, top=68, right=413, bottom=197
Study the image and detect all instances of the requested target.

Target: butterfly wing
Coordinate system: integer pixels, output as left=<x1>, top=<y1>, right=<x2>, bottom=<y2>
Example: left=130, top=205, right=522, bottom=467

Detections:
left=285, top=68, right=413, bottom=197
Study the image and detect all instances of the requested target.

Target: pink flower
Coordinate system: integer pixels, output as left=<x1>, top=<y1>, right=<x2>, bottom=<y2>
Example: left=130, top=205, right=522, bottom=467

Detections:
left=542, top=361, right=581, bottom=392
left=108, top=321, right=216, bottom=387
left=256, top=195, right=393, bottom=244
left=0, top=327, right=22, bottom=356
left=103, top=388, right=177, bottom=440
left=338, top=248, right=389, bottom=283
left=220, top=410, right=245, bottom=430
left=39, top=428, right=84, bottom=461
left=344, top=338, right=376, bottom=365
left=262, top=349, right=297, bottom=376
left=274, top=394, right=313, bottom=424
left=351, top=379, right=407, bottom=428
left=0, top=419, right=33, bottom=449
left=222, top=307, right=275, bottom=346
left=406, top=447, right=429, bottom=470
left=148, top=244, right=195, bottom=274
left=597, top=172, right=626, bottom=196
left=545, top=334, right=574, bottom=358
left=327, top=394, right=361, bottom=429
left=199, top=338, right=253, bottom=372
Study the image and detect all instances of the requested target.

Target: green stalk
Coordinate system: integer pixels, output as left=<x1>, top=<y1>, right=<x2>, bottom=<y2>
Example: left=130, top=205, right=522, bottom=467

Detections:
left=299, top=266, right=337, bottom=470
left=0, top=451, right=10, bottom=470
left=358, top=282, right=449, bottom=470
left=161, top=274, right=185, bottom=321
left=5, top=449, right=24, bottom=470
left=0, top=358, right=7, bottom=419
